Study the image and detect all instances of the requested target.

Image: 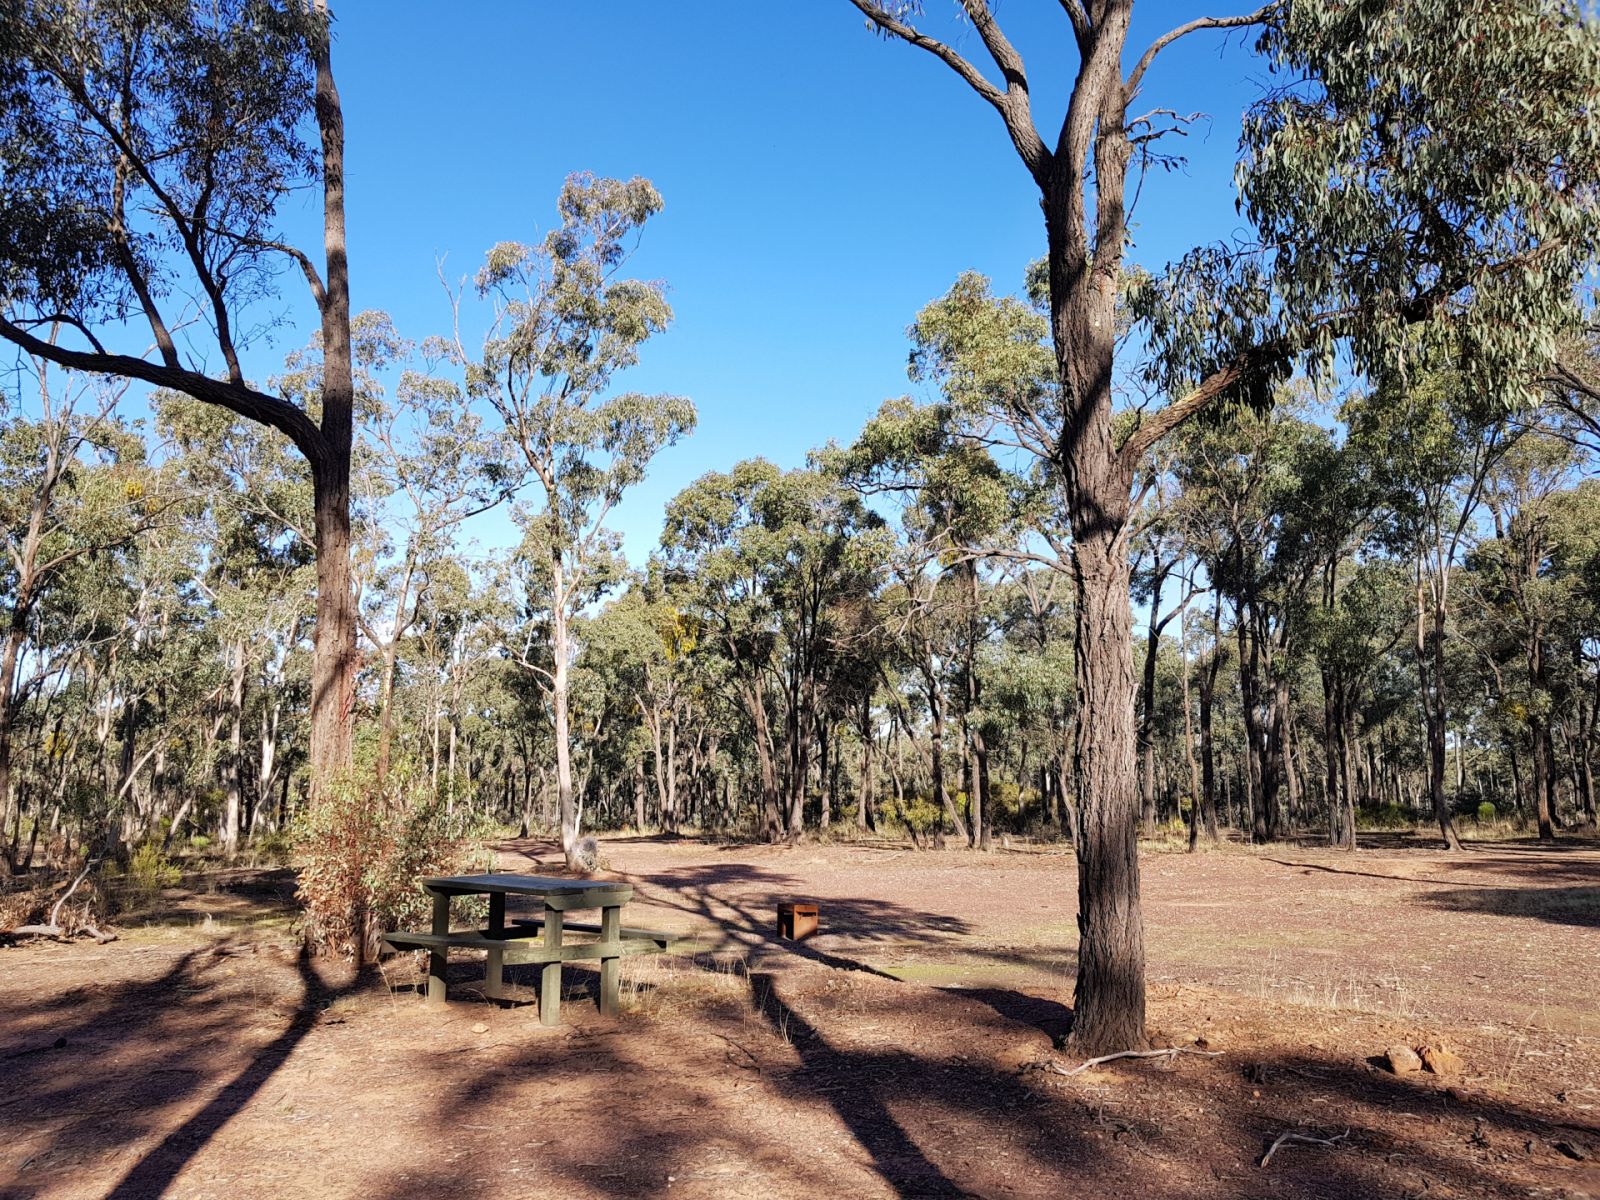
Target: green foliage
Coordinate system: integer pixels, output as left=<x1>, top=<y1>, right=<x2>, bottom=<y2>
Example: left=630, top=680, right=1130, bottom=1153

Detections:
left=127, top=843, right=181, bottom=897
left=986, top=778, right=1024, bottom=829
left=253, top=829, right=293, bottom=867
left=1243, top=0, right=1600, bottom=402
left=1, top=0, right=323, bottom=321
left=294, top=765, right=486, bottom=960
left=1477, top=801, right=1498, bottom=823
left=1355, top=803, right=1416, bottom=831
left=886, top=791, right=942, bottom=838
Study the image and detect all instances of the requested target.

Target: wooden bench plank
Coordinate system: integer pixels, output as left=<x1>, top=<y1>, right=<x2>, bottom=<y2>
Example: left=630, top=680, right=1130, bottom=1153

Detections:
left=383, top=931, right=665, bottom=963
left=509, top=917, right=677, bottom=948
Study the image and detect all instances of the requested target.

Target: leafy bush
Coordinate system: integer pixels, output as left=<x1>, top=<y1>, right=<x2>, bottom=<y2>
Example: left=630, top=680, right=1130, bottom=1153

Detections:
left=1355, top=802, right=1415, bottom=831
left=987, top=779, right=1024, bottom=830
left=128, top=843, right=181, bottom=895
left=295, top=764, right=487, bottom=961
left=253, top=829, right=293, bottom=867
left=886, top=791, right=943, bottom=839
left=1476, top=800, right=1497, bottom=822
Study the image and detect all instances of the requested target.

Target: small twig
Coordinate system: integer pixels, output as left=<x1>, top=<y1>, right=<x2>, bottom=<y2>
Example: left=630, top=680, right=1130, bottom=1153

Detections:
left=713, top=1031, right=762, bottom=1073
left=1048, top=1047, right=1222, bottom=1076
left=1260, top=1128, right=1350, bottom=1168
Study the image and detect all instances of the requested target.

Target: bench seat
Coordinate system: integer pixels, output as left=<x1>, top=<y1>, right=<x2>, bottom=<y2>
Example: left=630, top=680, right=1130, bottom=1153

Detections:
left=382, top=915, right=680, bottom=1022
left=508, top=916, right=676, bottom=949
left=382, top=929, right=671, bottom=964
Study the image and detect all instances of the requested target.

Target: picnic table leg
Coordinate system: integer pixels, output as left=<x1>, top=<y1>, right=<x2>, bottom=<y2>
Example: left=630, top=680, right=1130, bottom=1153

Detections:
left=484, top=892, right=505, bottom=1001
left=427, top=890, right=450, bottom=1009
left=540, top=906, right=563, bottom=1026
left=599, top=904, right=621, bottom=1017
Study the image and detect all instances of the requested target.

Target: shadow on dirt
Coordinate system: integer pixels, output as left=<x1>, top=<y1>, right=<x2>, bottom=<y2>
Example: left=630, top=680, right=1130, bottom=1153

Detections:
left=0, top=937, right=367, bottom=1199
left=1419, top=885, right=1600, bottom=928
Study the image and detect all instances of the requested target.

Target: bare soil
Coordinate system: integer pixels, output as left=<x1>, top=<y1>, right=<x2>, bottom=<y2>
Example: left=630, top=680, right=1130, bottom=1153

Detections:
left=3, top=833, right=1598, bottom=1199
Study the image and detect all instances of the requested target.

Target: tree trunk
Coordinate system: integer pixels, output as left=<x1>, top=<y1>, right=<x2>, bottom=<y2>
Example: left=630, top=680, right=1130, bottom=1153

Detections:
left=1197, top=640, right=1221, bottom=847
left=0, top=613, right=29, bottom=871
left=1066, top=519, right=1144, bottom=1051
left=550, top=552, right=580, bottom=867
left=857, top=693, right=874, bottom=831
left=963, top=561, right=990, bottom=851
left=1138, top=554, right=1165, bottom=839
left=1182, top=604, right=1210, bottom=851
left=1416, top=577, right=1462, bottom=849
left=306, top=4, right=357, bottom=791
left=927, top=663, right=967, bottom=843
left=223, top=639, right=246, bottom=858
left=375, top=641, right=399, bottom=780
left=1322, top=671, right=1354, bottom=849
left=744, top=680, right=783, bottom=841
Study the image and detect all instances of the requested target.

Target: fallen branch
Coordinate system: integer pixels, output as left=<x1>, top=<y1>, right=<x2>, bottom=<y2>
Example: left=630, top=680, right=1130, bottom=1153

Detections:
left=4, top=860, right=111, bottom=943
left=49, top=859, right=96, bottom=927
left=1048, top=1047, right=1223, bottom=1076
left=1260, top=1128, right=1350, bottom=1168
left=7, top=923, right=116, bottom=944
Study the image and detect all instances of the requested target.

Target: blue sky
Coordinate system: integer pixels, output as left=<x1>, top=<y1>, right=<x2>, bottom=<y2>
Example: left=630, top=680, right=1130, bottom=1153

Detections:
left=250, top=2, right=1269, bottom=563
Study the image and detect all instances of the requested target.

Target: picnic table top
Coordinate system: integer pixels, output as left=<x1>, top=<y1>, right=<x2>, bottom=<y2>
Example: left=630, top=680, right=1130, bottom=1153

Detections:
left=421, top=872, right=632, bottom=898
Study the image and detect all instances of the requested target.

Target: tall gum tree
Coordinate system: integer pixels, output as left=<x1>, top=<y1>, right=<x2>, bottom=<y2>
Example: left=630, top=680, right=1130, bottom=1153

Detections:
left=464, top=174, right=695, bottom=870
left=850, top=0, right=1600, bottom=1051
left=0, top=0, right=358, bottom=784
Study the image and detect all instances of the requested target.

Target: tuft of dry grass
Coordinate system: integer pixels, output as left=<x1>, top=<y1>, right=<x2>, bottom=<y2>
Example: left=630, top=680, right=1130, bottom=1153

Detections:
left=620, top=950, right=754, bottom=1018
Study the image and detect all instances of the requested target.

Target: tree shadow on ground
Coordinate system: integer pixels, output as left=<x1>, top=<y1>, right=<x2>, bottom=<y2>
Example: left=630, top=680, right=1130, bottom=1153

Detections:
left=627, top=860, right=974, bottom=977
left=10, top=923, right=1595, bottom=1199
left=0, top=937, right=366, bottom=1199
left=944, top=985, right=1075, bottom=1044
left=1269, top=847, right=1600, bottom=890
left=1419, top=885, right=1600, bottom=928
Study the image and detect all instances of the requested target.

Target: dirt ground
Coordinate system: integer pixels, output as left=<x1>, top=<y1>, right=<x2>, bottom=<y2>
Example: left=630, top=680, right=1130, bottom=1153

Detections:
left=3, top=833, right=1598, bottom=1200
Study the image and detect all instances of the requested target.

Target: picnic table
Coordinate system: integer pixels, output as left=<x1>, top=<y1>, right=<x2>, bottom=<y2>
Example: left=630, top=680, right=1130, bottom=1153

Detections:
left=382, top=873, right=676, bottom=1025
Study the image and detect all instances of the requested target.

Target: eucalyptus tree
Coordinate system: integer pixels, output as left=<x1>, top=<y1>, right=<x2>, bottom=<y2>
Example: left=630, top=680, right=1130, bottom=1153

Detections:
left=0, top=0, right=361, bottom=783
left=850, top=0, right=1600, bottom=1050
left=663, top=460, right=890, bottom=841
left=988, top=563, right=1076, bottom=830
left=835, top=395, right=1022, bottom=847
left=465, top=174, right=694, bottom=868
left=342, top=311, right=511, bottom=779
left=580, top=575, right=698, bottom=831
left=1173, top=404, right=1336, bottom=840
left=1544, top=482, right=1600, bottom=830
left=1348, top=373, right=1522, bottom=848
left=1465, top=431, right=1587, bottom=837
left=156, top=390, right=312, bottom=855
left=0, top=352, right=158, bottom=866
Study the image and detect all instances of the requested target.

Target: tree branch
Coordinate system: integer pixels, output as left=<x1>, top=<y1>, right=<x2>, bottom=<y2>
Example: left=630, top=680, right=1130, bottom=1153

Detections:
left=850, top=2, right=1005, bottom=109
left=1126, top=3, right=1280, bottom=95
left=1118, top=345, right=1275, bottom=471
left=0, top=317, right=325, bottom=463
left=1057, top=0, right=1091, bottom=50
left=192, top=221, right=328, bottom=310
left=850, top=0, right=1051, bottom=178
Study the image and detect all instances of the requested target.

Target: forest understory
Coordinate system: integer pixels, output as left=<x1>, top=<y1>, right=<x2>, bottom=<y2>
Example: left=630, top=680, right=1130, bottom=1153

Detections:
left=3, top=832, right=1597, bottom=1200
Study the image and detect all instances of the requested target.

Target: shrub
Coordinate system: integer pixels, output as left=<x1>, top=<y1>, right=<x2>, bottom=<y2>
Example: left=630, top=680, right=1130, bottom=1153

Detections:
left=294, top=764, right=487, bottom=961
left=128, top=843, right=181, bottom=896
left=253, top=829, right=293, bottom=867
left=1355, top=802, right=1415, bottom=831
left=1476, top=800, right=1497, bottom=822
left=987, top=779, right=1024, bottom=830
left=886, top=791, right=943, bottom=839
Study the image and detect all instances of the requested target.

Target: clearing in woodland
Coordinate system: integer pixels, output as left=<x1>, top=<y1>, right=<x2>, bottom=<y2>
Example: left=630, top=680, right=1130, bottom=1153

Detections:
left=3, top=834, right=1598, bottom=1200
